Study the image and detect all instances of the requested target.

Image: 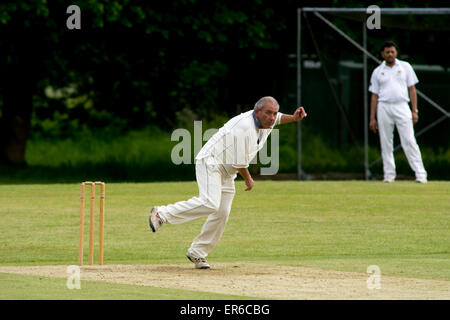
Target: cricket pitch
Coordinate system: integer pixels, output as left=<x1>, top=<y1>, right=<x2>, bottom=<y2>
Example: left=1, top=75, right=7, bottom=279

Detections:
left=0, top=263, right=448, bottom=299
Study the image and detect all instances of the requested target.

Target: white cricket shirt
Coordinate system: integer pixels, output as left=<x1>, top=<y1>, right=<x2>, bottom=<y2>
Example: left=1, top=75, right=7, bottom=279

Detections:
left=196, top=110, right=282, bottom=176
left=369, top=59, right=419, bottom=103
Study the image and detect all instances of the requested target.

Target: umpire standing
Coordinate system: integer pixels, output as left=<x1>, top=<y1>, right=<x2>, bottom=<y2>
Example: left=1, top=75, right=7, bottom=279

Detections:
left=369, top=41, right=427, bottom=183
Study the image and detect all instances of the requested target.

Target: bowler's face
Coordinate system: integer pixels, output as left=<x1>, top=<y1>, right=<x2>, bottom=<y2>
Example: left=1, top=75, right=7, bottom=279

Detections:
left=381, top=46, right=397, bottom=65
left=256, top=104, right=279, bottom=128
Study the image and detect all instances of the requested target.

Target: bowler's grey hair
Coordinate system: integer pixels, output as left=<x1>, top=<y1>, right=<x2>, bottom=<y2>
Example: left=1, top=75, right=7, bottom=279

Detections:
left=254, top=96, right=279, bottom=111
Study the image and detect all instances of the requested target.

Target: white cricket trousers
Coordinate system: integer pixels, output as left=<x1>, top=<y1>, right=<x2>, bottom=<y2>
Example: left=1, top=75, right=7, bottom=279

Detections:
left=377, top=101, right=427, bottom=180
left=157, top=157, right=236, bottom=259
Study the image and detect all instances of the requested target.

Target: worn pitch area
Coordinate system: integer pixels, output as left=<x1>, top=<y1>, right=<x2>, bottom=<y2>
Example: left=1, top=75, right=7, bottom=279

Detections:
left=0, top=263, right=448, bottom=300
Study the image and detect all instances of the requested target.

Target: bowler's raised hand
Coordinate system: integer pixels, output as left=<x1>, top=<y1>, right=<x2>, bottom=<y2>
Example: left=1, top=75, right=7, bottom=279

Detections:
left=293, top=107, right=307, bottom=121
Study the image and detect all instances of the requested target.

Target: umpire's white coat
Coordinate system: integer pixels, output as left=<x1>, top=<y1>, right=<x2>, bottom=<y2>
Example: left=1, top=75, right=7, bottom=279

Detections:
left=369, top=59, right=427, bottom=180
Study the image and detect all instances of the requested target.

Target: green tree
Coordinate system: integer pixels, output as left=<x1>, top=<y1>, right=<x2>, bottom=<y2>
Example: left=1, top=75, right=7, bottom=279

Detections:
left=0, top=0, right=287, bottom=165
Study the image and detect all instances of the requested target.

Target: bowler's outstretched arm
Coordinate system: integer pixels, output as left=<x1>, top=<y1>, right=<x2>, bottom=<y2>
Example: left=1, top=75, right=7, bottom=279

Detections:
left=279, top=107, right=307, bottom=124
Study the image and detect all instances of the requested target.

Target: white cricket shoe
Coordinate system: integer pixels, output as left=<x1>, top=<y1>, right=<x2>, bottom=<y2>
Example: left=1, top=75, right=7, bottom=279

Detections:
left=415, top=177, right=428, bottom=184
left=186, top=253, right=210, bottom=269
left=149, top=207, right=164, bottom=232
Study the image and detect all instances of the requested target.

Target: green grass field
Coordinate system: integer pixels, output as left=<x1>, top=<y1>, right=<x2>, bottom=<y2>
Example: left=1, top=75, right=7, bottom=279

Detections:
left=0, top=181, right=449, bottom=299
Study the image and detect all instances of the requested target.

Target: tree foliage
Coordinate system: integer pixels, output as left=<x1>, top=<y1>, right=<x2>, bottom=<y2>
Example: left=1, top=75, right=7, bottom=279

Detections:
left=0, top=0, right=448, bottom=165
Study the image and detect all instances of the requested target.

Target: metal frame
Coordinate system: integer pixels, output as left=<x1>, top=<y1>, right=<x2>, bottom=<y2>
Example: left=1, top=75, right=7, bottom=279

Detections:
left=302, top=7, right=450, bottom=14
left=297, top=7, right=450, bottom=180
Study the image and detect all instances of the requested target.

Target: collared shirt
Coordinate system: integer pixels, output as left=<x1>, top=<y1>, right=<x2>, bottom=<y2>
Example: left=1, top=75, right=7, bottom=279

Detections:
left=196, top=110, right=282, bottom=176
left=252, top=111, right=263, bottom=144
left=252, top=111, right=261, bottom=128
left=369, top=59, right=419, bottom=103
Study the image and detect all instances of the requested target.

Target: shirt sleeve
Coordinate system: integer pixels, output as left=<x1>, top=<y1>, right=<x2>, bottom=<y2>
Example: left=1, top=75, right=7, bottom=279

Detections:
left=368, top=69, right=379, bottom=94
left=405, top=62, right=419, bottom=87
left=274, top=112, right=283, bottom=126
